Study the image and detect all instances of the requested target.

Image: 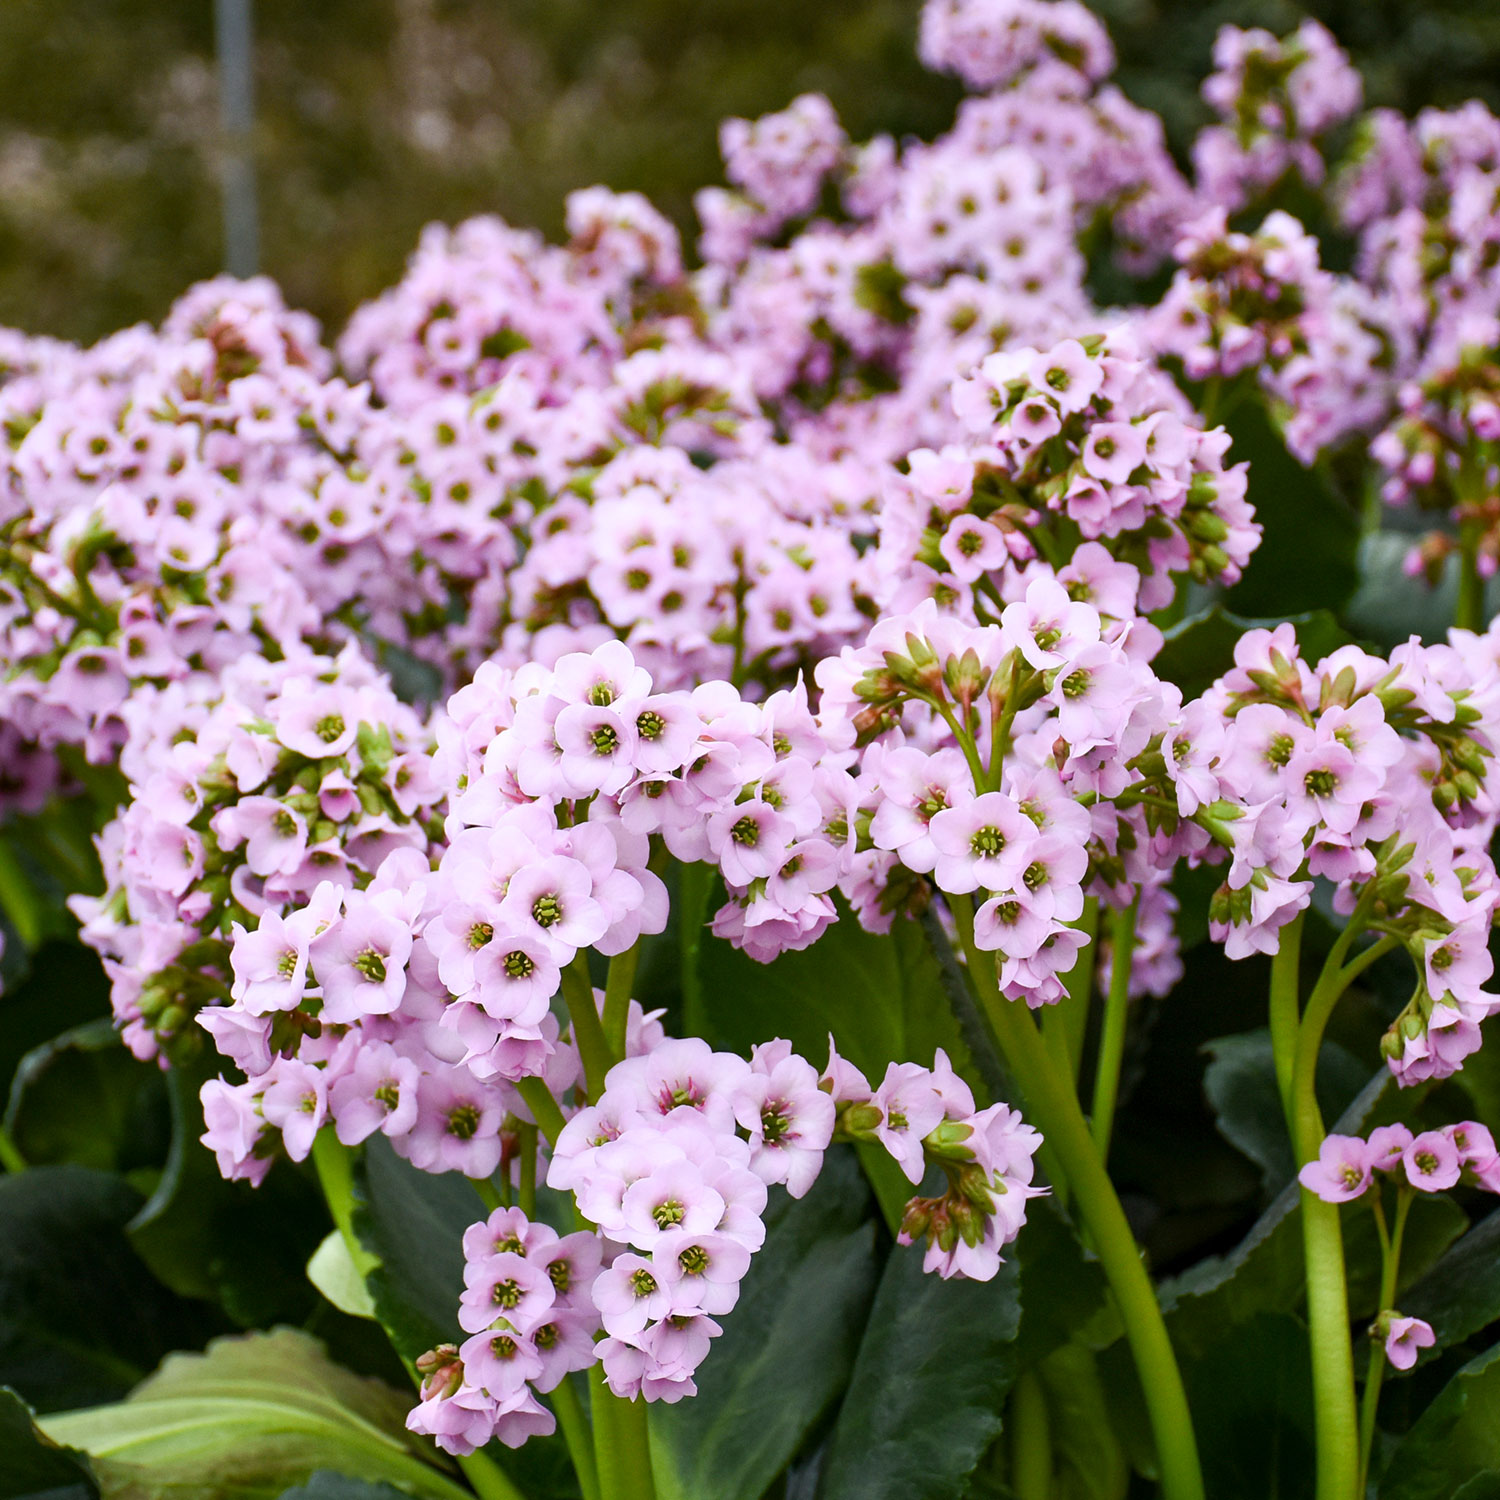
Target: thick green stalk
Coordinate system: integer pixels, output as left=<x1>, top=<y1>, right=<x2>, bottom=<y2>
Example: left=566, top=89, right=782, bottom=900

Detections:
left=551, top=1377, right=601, bottom=1500
left=1278, top=914, right=1383, bottom=1500
left=1089, top=895, right=1138, bottom=1163
left=1268, top=913, right=1303, bottom=1122
left=518, top=1123, right=538, bottom=1218
left=1043, top=896, right=1098, bottom=1090
left=601, top=941, right=641, bottom=1058
left=0, top=1124, right=26, bottom=1174
left=562, top=957, right=614, bottom=1099
left=1456, top=520, right=1486, bottom=634
left=1010, top=1370, right=1053, bottom=1500
left=589, top=1367, right=656, bottom=1500
left=1358, top=1189, right=1412, bottom=1497
left=677, top=861, right=714, bottom=1040
left=949, top=897, right=1204, bottom=1500
left=470, top=1176, right=504, bottom=1214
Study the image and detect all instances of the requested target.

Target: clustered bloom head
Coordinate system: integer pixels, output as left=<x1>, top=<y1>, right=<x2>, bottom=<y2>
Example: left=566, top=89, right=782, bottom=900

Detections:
left=1298, top=1120, right=1500, bottom=1203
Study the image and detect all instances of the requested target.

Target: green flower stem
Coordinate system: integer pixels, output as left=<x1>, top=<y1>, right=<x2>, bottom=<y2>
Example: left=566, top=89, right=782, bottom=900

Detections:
left=1268, top=913, right=1304, bottom=1122
left=948, top=895, right=1204, bottom=1500
left=0, top=836, right=44, bottom=950
left=677, top=860, right=715, bottom=1040
left=1456, top=519, right=1486, bottom=634
left=518, top=1122, right=538, bottom=1219
left=1089, top=894, right=1139, bottom=1164
left=470, top=1176, right=504, bottom=1214
left=0, top=1123, right=27, bottom=1174
left=311, top=1129, right=381, bottom=1280
left=1358, top=1187, right=1413, bottom=1497
left=589, top=1367, right=656, bottom=1500
left=1276, top=905, right=1396, bottom=1500
left=602, top=940, right=642, bottom=1058
left=514, top=1077, right=567, bottom=1148
left=1010, top=1369, right=1053, bottom=1500
left=551, top=1376, right=601, bottom=1500
left=562, top=957, right=614, bottom=1100
left=1043, top=895, right=1098, bottom=1091
left=310, top=1133, right=528, bottom=1500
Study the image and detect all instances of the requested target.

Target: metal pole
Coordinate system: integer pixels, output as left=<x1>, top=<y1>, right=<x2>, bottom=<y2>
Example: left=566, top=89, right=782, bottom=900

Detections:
left=215, top=0, right=259, bottom=277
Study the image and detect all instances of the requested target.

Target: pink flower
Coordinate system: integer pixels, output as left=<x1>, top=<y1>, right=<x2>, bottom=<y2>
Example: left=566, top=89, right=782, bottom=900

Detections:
left=1383, top=1315, right=1435, bottom=1371
left=1298, top=1134, right=1373, bottom=1203
left=1403, top=1130, right=1462, bottom=1192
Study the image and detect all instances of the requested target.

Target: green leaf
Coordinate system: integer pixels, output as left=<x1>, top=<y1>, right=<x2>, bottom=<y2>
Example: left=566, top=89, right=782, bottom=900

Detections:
left=4, top=1021, right=166, bottom=1172
left=818, top=1239, right=1022, bottom=1500
left=0, top=1166, right=216, bottom=1413
left=1202, top=1030, right=1367, bottom=1198
left=1154, top=607, right=1352, bottom=701
left=39, top=1329, right=466, bottom=1500
left=127, top=1060, right=328, bottom=1323
left=0, top=944, right=112, bottom=1099
left=1401, top=1210, right=1500, bottom=1356
left=1222, top=400, right=1360, bottom=619
left=698, top=910, right=973, bottom=1090
left=278, top=1476, right=410, bottom=1500
left=1034, top=1343, right=1129, bottom=1500
left=0, top=1387, right=97, bottom=1500
left=1013, top=1198, right=1109, bottom=1368
left=651, top=1147, right=879, bottom=1500
left=1184, top=1314, right=1314, bottom=1500
left=308, top=1233, right=378, bottom=1322
left=1346, top=533, right=1500, bottom=650
left=1380, top=1345, right=1500, bottom=1500
left=351, top=1138, right=478, bottom=1364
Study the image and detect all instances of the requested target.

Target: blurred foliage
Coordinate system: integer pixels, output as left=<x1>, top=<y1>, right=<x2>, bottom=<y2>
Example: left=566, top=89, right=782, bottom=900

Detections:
left=1, top=0, right=1499, bottom=346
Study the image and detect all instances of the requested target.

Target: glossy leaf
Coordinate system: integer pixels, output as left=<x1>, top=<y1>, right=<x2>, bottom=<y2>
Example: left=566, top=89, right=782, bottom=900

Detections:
left=0, top=1387, right=97, bottom=1500
left=3, top=1020, right=166, bottom=1172
left=651, top=1146, right=879, bottom=1500
left=1184, top=1313, right=1314, bottom=1500
left=1380, top=1345, right=1500, bottom=1500
left=39, top=1329, right=467, bottom=1500
left=278, top=1476, right=410, bottom=1500
left=351, top=1136, right=478, bottom=1364
left=1402, top=1209, right=1500, bottom=1356
left=818, top=1239, right=1022, bottom=1500
left=0, top=1166, right=216, bottom=1413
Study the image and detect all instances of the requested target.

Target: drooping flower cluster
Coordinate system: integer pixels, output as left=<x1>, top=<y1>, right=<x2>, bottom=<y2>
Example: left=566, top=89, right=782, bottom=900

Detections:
left=1152, top=621, right=1500, bottom=1083
left=69, top=644, right=441, bottom=1063
left=1299, top=1119, right=1500, bottom=1203
left=1193, top=20, right=1363, bottom=213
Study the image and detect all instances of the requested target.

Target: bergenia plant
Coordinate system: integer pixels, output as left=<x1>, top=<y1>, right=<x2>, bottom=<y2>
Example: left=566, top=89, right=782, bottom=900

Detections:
left=5, top=2, right=1500, bottom=1500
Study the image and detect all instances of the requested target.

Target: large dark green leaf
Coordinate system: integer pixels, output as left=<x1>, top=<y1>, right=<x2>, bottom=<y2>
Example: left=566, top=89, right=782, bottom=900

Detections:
left=0, top=944, right=111, bottom=1098
left=1154, top=607, right=1352, bottom=700
left=698, top=909, right=973, bottom=1090
left=651, top=1147, right=879, bottom=1500
left=1223, top=401, right=1360, bottom=620
left=0, top=1387, right=97, bottom=1500
left=38, top=1330, right=468, bottom=1500
left=818, top=1239, right=1022, bottom=1500
left=1402, top=1210, right=1500, bottom=1357
left=0, top=1166, right=215, bottom=1413
left=1184, top=1313, right=1315, bottom=1500
left=351, top=1137, right=478, bottom=1364
left=1014, top=1198, right=1109, bottom=1369
left=3, top=1021, right=166, bottom=1173
left=1034, top=1343, right=1129, bottom=1500
left=1380, top=1345, right=1500, bottom=1500
left=1201, top=1031, right=1367, bottom=1198
left=278, top=1476, right=410, bottom=1500
left=127, top=1060, right=328, bottom=1326
left=1346, top=533, right=1500, bottom=650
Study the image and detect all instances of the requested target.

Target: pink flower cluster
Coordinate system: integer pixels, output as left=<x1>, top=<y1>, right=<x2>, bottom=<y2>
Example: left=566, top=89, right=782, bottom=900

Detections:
left=1159, top=621, right=1500, bottom=1084
left=1194, top=20, right=1363, bottom=213
left=403, top=1032, right=1038, bottom=1453
left=1299, top=1120, right=1500, bottom=1203
left=69, top=644, right=440, bottom=1062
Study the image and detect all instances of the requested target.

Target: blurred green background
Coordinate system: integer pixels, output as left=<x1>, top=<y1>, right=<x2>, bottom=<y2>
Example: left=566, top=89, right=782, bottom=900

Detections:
left=4, top=0, right=1499, bottom=346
